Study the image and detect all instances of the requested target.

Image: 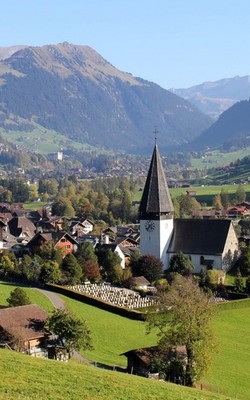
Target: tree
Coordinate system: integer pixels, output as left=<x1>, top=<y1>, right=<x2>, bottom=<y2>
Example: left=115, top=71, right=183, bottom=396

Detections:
left=0, top=254, right=15, bottom=276
left=61, top=253, right=82, bottom=284
left=168, top=252, right=194, bottom=275
left=212, top=194, right=223, bottom=210
left=45, top=309, right=92, bottom=357
left=40, top=261, right=61, bottom=284
left=21, top=255, right=42, bottom=282
left=147, top=275, right=215, bottom=387
left=234, top=268, right=244, bottom=293
left=7, top=287, right=31, bottom=307
left=131, top=254, right=163, bottom=283
left=220, top=188, right=230, bottom=209
left=83, top=260, right=102, bottom=282
left=52, top=196, right=75, bottom=217
left=235, top=184, right=246, bottom=203
left=235, top=245, right=250, bottom=276
left=177, top=194, right=201, bottom=218
left=97, top=248, right=123, bottom=284
left=76, top=242, right=98, bottom=266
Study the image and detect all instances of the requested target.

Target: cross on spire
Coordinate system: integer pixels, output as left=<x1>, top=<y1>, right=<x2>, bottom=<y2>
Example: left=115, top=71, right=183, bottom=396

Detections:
left=153, top=127, right=159, bottom=144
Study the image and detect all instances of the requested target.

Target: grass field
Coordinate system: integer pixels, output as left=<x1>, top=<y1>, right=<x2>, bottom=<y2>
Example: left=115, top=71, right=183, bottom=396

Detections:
left=0, top=126, right=94, bottom=154
left=0, top=281, right=54, bottom=313
left=200, top=299, right=250, bottom=400
left=191, top=147, right=250, bottom=170
left=23, top=202, right=48, bottom=211
left=63, top=296, right=158, bottom=367
left=0, top=349, right=232, bottom=400
left=133, top=184, right=250, bottom=205
left=1, top=282, right=249, bottom=399
left=63, top=296, right=250, bottom=399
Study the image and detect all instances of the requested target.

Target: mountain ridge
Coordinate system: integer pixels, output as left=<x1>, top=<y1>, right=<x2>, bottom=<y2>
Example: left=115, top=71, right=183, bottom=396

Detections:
left=0, top=42, right=212, bottom=154
left=171, top=75, right=250, bottom=119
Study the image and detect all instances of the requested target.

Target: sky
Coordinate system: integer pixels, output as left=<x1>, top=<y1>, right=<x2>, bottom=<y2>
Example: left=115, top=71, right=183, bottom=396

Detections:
left=1, top=0, right=250, bottom=89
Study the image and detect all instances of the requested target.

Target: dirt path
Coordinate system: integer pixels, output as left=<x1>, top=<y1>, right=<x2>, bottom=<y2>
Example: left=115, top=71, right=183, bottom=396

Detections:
left=35, top=288, right=65, bottom=310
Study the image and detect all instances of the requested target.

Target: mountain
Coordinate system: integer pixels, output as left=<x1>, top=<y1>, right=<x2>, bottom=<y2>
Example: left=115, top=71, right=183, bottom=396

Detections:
left=188, top=99, right=250, bottom=150
left=0, top=42, right=212, bottom=154
left=170, top=76, right=250, bottom=120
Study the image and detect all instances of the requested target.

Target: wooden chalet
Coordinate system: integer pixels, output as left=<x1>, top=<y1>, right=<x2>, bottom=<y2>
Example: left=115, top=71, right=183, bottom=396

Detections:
left=27, top=231, right=78, bottom=256
left=8, top=216, right=36, bottom=239
left=122, top=345, right=187, bottom=380
left=0, top=304, right=48, bottom=356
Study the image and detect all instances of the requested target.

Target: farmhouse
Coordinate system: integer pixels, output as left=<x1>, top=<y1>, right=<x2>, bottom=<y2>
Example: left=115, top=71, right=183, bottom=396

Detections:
left=27, top=231, right=78, bottom=256
left=139, top=144, right=239, bottom=273
left=0, top=304, right=48, bottom=356
left=123, top=345, right=187, bottom=381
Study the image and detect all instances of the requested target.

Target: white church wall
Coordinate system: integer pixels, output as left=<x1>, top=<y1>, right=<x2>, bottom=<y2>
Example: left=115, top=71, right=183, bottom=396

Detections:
left=140, top=218, right=173, bottom=268
left=222, top=223, right=239, bottom=271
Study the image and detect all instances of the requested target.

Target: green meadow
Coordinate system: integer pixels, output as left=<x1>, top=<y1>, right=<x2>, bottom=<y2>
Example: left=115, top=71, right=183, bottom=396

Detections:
left=0, top=281, right=54, bottom=312
left=0, top=282, right=250, bottom=399
left=201, top=300, right=250, bottom=400
left=63, top=296, right=158, bottom=367
left=133, top=184, right=250, bottom=205
left=191, top=148, right=250, bottom=170
left=0, top=349, right=230, bottom=400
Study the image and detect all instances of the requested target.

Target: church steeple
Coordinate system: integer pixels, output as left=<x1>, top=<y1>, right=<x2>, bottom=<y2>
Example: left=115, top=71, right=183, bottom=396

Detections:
left=139, top=144, right=174, bottom=220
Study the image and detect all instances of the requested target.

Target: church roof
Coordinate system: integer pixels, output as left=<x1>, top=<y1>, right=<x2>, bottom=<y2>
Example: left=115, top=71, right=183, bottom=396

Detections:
left=168, top=219, right=233, bottom=255
left=139, top=144, right=174, bottom=218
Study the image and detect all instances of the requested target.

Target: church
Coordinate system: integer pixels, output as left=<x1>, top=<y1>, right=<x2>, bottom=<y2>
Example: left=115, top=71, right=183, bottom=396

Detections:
left=139, top=144, right=239, bottom=273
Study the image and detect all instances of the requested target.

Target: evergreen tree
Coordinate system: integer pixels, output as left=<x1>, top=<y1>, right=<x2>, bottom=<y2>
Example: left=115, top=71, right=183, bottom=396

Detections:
left=61, top=253, right=82, bottom=285
left=7, top=288, right=31, bottom=307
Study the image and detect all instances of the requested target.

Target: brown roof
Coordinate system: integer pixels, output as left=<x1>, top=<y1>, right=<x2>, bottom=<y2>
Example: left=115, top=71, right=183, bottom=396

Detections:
left=127, top=276, right=150, bottom=286
left=0, top=304, right=48, bottom=341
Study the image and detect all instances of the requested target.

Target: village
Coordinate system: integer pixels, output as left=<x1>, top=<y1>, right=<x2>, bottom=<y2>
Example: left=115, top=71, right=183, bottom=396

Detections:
left=0, top=143, right=250, bottom=391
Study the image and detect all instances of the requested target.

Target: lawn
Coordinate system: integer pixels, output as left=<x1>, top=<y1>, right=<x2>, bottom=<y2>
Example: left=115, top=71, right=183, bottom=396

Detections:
left=0, top=349, right=232, bottom=400
left=200, top=299, right=250, bottom=400
left=0, top=281, right=54, bottom=313
left=63, top=296, right=158, bottom=367
left=63, top=294, right=250, bottom=399
left=1, top=282, right=250, bottom=399
left=23, top=202, right=48, bottom=211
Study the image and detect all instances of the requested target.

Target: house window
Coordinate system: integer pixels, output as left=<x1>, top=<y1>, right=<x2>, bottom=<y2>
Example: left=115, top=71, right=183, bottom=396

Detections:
left=66, top=245, right=71, bottom=249
left=200, top=256, right=205, bottom=265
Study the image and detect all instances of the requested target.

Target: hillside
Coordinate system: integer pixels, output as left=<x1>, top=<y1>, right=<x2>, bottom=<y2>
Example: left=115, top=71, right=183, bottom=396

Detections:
left=187, top=99, right=250, bottom=151
left=0, top=349, right=231, bottom=400
left=171, top=75, right=250, bottom=119
left=0, top=42, right=212, bottom=154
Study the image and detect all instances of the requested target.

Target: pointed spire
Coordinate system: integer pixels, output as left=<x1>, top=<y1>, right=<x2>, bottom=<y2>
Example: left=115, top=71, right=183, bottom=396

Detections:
left=139, top=144, right=174, bottom=219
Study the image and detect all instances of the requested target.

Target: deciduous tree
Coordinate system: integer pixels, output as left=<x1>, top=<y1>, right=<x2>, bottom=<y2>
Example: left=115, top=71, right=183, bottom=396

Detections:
left=147, top=275, right=215, bottom=387
left=45, top=309, right=92, bottom=357
left=132, top=254, right=163, bottom=283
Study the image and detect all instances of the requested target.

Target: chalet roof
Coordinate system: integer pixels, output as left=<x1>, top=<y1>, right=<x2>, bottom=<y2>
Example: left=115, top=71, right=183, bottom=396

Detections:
left=122, top=345, right=187, bottom=366
left=8, top=216, right=36, bottom=238
left=139, top=144, right=174, bottom=219
left=28, top=231, right=78, bottom=246
left=127, top=276, right=150, bottom=286
left=168, top=219, right=233, bottom=255
left=0, top=304, right=48, bottom=341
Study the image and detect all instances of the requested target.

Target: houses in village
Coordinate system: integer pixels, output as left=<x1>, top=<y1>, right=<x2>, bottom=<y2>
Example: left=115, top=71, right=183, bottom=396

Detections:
left=0, top=202, right=140, bottom=270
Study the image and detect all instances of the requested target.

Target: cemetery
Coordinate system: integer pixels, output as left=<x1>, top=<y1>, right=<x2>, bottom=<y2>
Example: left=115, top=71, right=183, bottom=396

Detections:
left=69, top=282, right=157, bottom=309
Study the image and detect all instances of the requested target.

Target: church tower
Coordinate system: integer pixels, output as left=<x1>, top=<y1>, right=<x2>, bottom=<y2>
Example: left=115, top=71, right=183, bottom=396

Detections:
left=139, top=144, right=174, bottom=268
